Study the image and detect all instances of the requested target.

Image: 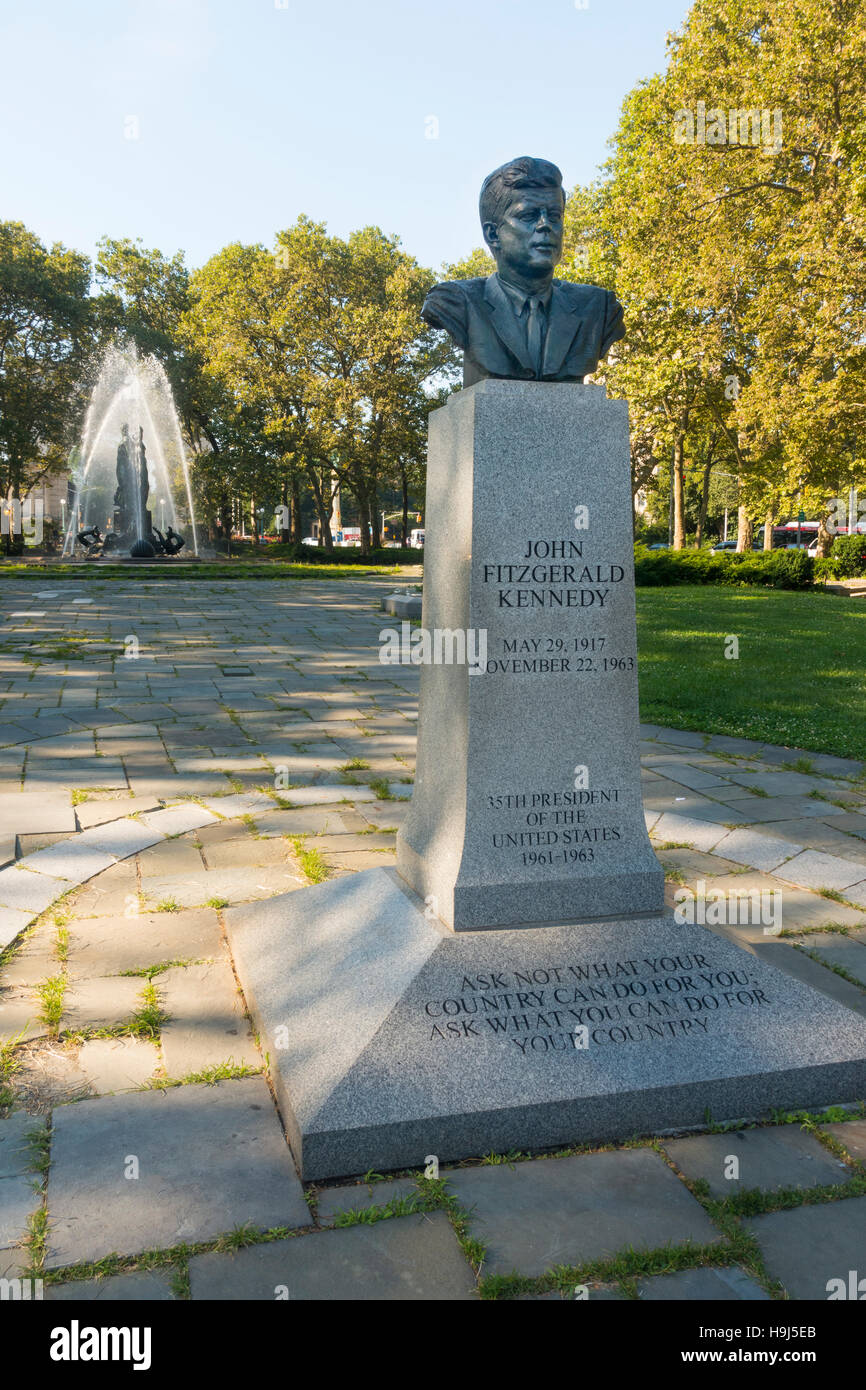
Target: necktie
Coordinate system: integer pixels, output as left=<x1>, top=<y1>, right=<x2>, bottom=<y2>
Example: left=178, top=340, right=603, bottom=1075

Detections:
left=526, top=297, right=544, bottom=377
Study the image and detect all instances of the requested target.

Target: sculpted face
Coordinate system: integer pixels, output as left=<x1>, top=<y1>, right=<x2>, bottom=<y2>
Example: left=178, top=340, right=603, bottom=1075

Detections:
left=484, top=188, right=565, bottom=285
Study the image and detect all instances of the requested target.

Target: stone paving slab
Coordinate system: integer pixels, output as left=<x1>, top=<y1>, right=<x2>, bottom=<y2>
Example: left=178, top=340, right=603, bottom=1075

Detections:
left=24, top=764, right=128, bottom=791
left=0, top=904, right=37, bottom=950
left=316, top=1177, right=421, bottom=1222
left=0, top=943, right=58, bottom=987
left=159, top=961, right=259, bottom=1076
left=746, top=1195, right=866, bottom=1299
left=64, top=976, right=146, bottom=1030
left=0, top=1111, right=45, bottom=1178
left=662, top=1126, right=852, bottom=1197
left=322, top=849, right=397, bottom=871
left=0, top=791, right=76, bottom=834
left=137, top=838, right=205, bottom=875
left=751, top=818, right=866, bottom=860
left=830, top=812, right=866, bottom=839
left=844, top=879, right=866, bottom=908
left=46, top=1270, right=175, bottom=1300
left=0, top=865, right=73, bottom=916
left=0, top=990, right=47, bottom=1043
left=445, top=1150, right=721, bottom=1278
left=795, top=934, right=866, bottom=986
left=278, top=786, right=377, bottom=807
left=70, top=860, right=139, bottom=918
left=78, top=819, right=165, bottom=858
left=775, top=849, right=866, bottom=893
left=139, top=805, right=219, bottom=836
left=68, top=908, right=223, bottom=978
left=45, top=1078, right=309, bottom=1267
left=747, top=938, right=866, bottom=1017
left=141, top=864, right=303, bottom=909
left=199, top=793, right=273, bottom=819
left=249, top=807, right=356, bottom=837
left=77, top=1038, right=160, bottom=1094
left=0, top=1247, right=28, bottom=1279
left=824, top=1119, right=866, bottom=1161
left=649, top=813, right=729, bottom=853
left=0, top=1174, right=38, bottom=1250
left=18, top=841, right=117, bottom=886
left=200, top=837, right=296, bottom=871
left=712, top=874, right=866, bottom=932
left=646, top=762, right=733, bottom=792
left=636, top=1267, right=770, bottom=1300
left=188, top=1212, right=476, bottom=1300
left=710, top=829, right=801, bottom=874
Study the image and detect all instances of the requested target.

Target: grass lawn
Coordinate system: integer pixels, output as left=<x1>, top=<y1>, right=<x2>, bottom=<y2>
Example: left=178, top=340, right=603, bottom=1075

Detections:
left=636, top=586, right=866, bottom=761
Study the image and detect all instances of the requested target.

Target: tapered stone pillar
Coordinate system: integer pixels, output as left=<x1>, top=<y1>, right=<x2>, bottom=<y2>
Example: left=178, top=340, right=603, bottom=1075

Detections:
left=397, top=379, right=664, bottom=930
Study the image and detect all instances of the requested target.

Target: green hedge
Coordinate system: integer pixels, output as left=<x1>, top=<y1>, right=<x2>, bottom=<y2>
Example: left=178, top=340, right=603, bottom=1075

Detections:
left=633, top=545, right=814, bottom=589
left=824, top=533, right=866, bottom=579
left=291, top=544, right=421, bottom=564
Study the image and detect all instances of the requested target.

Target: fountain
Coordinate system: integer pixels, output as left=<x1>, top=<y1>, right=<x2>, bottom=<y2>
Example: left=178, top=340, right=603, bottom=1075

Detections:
left=62, top=343, right=198, bottom=559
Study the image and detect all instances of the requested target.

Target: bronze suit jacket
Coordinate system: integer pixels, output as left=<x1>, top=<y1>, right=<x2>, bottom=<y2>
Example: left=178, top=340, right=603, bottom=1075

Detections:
left=421, top=273, right=625, bottom=386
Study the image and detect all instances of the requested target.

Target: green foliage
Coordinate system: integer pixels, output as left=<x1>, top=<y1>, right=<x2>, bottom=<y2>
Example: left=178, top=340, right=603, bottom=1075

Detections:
left=569, top=0, right=866, bottom=546
left=288, top=544, right=420, bottom=565
left=829, top=533, right=866, bottom=578
left=183, top=218, right=451, bottom=550
left=0, top=221, right=91, bottom=505
left=634, top=545, right=814, bottom=589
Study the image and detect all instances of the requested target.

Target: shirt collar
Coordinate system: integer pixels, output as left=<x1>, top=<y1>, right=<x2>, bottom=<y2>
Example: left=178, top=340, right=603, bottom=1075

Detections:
left=496, top=274, right=553, bottom=312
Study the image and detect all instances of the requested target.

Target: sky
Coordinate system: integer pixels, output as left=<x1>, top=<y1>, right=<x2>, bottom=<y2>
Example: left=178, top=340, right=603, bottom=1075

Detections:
left=0, top=0, right=691, bottom=275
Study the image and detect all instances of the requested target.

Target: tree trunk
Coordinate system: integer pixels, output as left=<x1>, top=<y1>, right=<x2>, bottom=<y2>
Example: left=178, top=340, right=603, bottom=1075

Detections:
left=369, top=486, right=381, bottom=550
left=672, top=437, right=686, bottom=550
left=736, top=481, right=753, bottom=551
left=816, top=512, right=834, bottom=558
left=696, top=459, right=713, bottom=548
left=315, top=494, right=333, bottom=550
left=306, top=465, right=333, bottom=549
left=279, top=475, right=290, bottom=543
left=763, top=507, right=774, bottom=551
left=400, top=464, right=409, bottom=548
left=290, top=473, right=302, bottom=544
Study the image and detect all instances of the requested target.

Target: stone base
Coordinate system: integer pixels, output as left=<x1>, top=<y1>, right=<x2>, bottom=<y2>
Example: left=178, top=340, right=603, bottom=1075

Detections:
left=225, top=869, right=866, bottom=1181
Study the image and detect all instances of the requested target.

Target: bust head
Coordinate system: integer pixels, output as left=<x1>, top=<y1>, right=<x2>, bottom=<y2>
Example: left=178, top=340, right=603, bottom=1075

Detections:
left=479, top=157, right=565, bottom=291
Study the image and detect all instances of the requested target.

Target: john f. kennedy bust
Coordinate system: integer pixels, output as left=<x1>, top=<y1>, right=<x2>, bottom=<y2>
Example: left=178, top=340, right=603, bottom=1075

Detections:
left=421, top=156, right=624, bottom=388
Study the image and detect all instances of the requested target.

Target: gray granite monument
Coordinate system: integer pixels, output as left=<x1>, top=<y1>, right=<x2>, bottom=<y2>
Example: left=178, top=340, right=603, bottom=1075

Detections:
left=224, top=157, right=866, bottom=1180
left=395, top=378, right=663, bottom=930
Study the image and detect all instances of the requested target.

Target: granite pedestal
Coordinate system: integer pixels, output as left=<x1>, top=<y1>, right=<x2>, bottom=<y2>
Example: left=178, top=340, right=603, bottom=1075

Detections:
left=396, top=380, right=663, bottom=930
left=226, top=870, right=866, bottom=1181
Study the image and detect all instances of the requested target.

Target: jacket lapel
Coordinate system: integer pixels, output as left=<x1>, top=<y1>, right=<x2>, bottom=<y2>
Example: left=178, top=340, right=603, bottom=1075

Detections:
left=542, top=284, right=582, bottom=377
left=483, top=275, right=534, bottom=372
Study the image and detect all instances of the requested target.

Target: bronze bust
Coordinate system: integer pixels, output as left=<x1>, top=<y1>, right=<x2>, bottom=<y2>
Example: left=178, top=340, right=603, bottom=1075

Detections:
left=421, top=156, right=624, bottom=386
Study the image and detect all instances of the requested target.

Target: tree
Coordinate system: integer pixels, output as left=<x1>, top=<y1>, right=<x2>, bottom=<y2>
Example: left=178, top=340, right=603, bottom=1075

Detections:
left=185, top=219, right=451, bottom=553
left=0, top=222, right=91, bottom=547
left=556, top=0, right=865, bottom=551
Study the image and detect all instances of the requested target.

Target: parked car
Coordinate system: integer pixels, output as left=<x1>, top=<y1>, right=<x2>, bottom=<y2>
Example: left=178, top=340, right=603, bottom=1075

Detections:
left=709, top=538, right=762, bottom=553
left=646, top=541, right=669, bottom=550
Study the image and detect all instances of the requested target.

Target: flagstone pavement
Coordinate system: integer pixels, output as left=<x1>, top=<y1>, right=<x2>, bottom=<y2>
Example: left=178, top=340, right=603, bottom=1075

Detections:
left=0, top=576, right=865, bottom=1300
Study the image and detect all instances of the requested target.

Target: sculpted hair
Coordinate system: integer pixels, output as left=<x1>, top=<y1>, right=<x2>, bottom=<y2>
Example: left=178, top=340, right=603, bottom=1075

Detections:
left=479, top=157, right=565, bottom=230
